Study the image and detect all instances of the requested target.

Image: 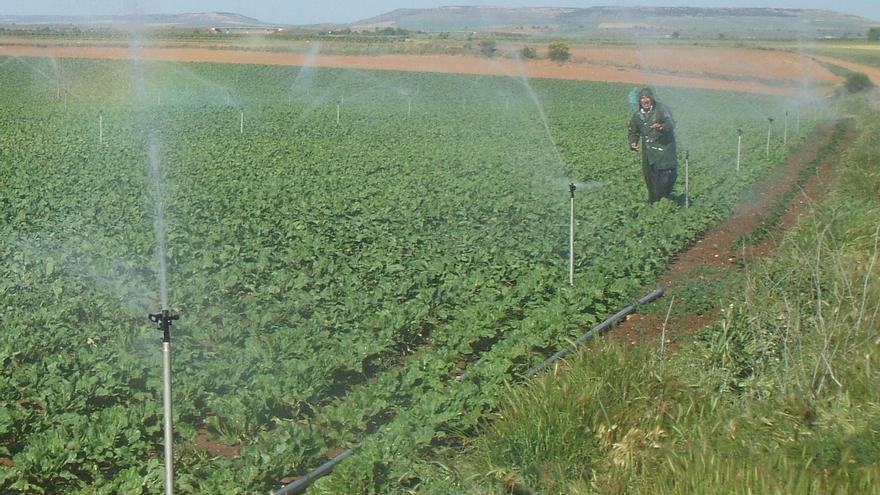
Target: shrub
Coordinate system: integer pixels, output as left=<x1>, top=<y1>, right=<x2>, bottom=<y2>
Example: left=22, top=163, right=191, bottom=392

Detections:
left=478, top=40, right=496, bottom=58
left=520, top=46, right=537, bottom=59
left=845, top=72, right=874, bottom=93
left=548, top=42, right=570, bottom=63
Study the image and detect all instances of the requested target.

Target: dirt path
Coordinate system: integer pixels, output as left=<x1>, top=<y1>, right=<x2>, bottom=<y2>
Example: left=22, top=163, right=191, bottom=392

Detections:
left=0, top=42, right=844, bottom=96
left=615, top=120, right=855, bottom=346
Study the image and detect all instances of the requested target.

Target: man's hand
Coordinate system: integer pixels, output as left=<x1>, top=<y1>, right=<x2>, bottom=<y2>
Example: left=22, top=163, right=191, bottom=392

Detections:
left=629, top=142, right=639, bottom=151
left=651, top=122, right=663, bottom=131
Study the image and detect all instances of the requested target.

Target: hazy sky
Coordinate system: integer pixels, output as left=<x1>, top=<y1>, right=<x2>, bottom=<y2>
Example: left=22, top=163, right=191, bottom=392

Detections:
left=5, top=1, right=879, bottom=24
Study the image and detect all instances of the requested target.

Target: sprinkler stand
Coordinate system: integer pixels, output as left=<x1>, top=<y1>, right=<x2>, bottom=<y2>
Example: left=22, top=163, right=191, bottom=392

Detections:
left=766, top=117, right=774, bottom=159
left=99, top=111, right=103, bottom=145
left=736, top=128, right=742, bottom=172
left=569, top=182, right=576, bottom=287
left=784, top=111, right=789, bottom=147
left=684, top=150, right=690, bottom=209
left=148, top=309, right=180, bottom=495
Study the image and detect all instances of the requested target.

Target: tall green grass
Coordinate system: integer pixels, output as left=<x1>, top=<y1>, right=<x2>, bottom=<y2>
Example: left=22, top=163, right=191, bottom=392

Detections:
left=418, top=94, right=880, bottom=495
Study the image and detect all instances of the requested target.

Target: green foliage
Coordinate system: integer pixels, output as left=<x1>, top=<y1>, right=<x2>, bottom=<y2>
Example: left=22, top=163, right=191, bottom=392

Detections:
left=0, top=56, right=814, bottom=492
left=845, top=72, right=874, bottom=93
left=520, top=46, right=537, bottom=59
left=547, top=42, right=571, bottom=63
left=868, top=27, right=880, bottom=41
left=478, top=40, right=497, bottom=57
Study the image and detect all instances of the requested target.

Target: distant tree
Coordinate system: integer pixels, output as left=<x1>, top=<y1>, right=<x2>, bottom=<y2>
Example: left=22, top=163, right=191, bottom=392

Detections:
left=478, top=40, right=496, bottom=57
left=548, top=42, right=571, bottom=63
left=845, top=72, right=874, bottom=93
left=671, top=31, right=680, bottom=39
left=520, top=46, right=537, bottom=59
left=868, top=27, right=880, bottom=41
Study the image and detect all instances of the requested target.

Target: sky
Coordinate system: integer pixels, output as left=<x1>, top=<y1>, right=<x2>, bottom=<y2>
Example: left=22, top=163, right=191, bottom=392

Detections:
left=4, top=1, right=879, bottom=24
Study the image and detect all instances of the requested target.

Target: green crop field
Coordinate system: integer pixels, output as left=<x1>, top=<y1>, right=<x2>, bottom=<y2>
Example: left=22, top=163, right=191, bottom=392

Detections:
left=0, top=55, right=827, bottom=493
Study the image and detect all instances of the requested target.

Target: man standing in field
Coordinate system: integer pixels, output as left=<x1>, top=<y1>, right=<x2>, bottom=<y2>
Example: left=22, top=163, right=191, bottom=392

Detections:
left=628, top=87, right=678, bottom=203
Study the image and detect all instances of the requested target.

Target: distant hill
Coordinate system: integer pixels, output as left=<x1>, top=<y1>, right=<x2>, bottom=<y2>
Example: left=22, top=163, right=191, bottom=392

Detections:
left=0, top=12, right=278, bottom=30
left=352, top=6, right=877, bottom=39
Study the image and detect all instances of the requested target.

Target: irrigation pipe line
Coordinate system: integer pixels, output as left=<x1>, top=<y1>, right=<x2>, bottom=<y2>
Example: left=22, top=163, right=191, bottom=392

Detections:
left=525, top=286, right=664, bottom=378
left=273, top=448, right=355, bottom=495
left=271, top=286, right=664, bottom=495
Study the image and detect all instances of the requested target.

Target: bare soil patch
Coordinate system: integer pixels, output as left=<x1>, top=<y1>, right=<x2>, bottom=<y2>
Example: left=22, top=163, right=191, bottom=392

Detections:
left=194, top=428, right=240, bottom=459
left=0, top=42, right=848, bottom=96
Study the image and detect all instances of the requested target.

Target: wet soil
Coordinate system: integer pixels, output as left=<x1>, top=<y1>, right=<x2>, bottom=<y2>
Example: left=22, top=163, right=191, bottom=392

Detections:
left=194, top=428, right=241, bottom=459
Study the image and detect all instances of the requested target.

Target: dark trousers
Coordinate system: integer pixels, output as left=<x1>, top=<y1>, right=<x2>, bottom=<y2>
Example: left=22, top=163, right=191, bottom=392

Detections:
left=643, top=163, right=677, bottom=203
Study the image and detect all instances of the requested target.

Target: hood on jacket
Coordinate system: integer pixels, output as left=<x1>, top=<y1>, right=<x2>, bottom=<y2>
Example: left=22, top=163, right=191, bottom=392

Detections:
left=638, top=87, right=656, bottom=104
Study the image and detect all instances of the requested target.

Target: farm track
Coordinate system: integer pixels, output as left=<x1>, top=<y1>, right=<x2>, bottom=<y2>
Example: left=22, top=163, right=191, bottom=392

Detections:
left=0, top=41, right=862, bottom=96
left=615, top=119, right=855, bottom=346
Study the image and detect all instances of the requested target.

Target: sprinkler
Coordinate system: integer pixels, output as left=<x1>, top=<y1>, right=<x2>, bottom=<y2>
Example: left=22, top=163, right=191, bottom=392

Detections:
left=568, top=182, right=576, bottom=287
left=98, top=111, right=104, bottom=145
left=784, top=111, right=789, bottom=147
left=240, top=108, right=244, bottom=135
left=684, top=150, right=690, bottom=209
left=766, top=117, right=774, bottom=159
left=148, top=309, right=179, bottom=495
left=736, top=128, right=742, bottom=172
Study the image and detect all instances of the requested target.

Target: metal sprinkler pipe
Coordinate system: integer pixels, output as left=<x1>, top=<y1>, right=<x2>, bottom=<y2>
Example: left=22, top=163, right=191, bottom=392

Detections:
left=784, top=111, right=789, bottom=147
left=684, top=150, right=689, bottom=208
left=98, top=111, right=103, bottom=145
left=736, top=128, right=742, bottom=172
left=569, top=182, right=576, bottom=287
left=766, top=117, right=774, bottom=159
left=148, top=309, right=179, bottom=495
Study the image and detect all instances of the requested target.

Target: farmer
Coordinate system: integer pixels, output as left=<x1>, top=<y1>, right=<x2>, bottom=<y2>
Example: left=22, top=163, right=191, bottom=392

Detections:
left=628, top=87, right=678, bottom=203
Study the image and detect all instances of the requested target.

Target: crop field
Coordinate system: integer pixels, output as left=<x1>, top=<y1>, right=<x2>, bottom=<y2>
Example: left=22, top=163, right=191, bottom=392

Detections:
left=0, top=55, right=821, bottom=492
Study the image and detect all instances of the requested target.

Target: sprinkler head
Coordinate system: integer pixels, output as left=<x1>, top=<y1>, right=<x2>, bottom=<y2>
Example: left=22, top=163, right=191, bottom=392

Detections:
left=768, top=117, right=774, bottom=123
left=685, top=150, right=690, bottom=160
left=569, top=182, right=576, bottom=198
left=737, top=128, right=742, bottom=136
left=149, top=309, right=179, bottom=343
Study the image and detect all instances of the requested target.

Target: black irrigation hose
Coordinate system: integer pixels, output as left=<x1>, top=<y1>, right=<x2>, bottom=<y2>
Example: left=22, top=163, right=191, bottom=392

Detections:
left=524, top=286, right=664, bottom=378
left=270, top=286, right=664, bottom=495
left=272, top=448, right=355, bottom=495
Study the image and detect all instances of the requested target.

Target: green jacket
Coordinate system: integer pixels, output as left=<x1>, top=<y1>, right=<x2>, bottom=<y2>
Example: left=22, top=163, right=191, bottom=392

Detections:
left=628, top=101, right=678, bottom=171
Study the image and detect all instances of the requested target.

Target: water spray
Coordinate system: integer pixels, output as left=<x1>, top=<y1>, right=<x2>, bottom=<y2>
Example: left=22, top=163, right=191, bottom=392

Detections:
left=148, top=309, right=179, bottom=495
left=568, top=182, right=576, bottom=287
left=736, top=128, right=742, bottom=172
left=684, top=150, right=690, bottom=209
left=766, top=117, right=774, bottom=159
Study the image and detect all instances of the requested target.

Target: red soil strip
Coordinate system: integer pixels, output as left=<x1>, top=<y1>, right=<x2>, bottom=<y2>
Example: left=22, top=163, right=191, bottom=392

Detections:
left=0, top=43, right=844, bottom=96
